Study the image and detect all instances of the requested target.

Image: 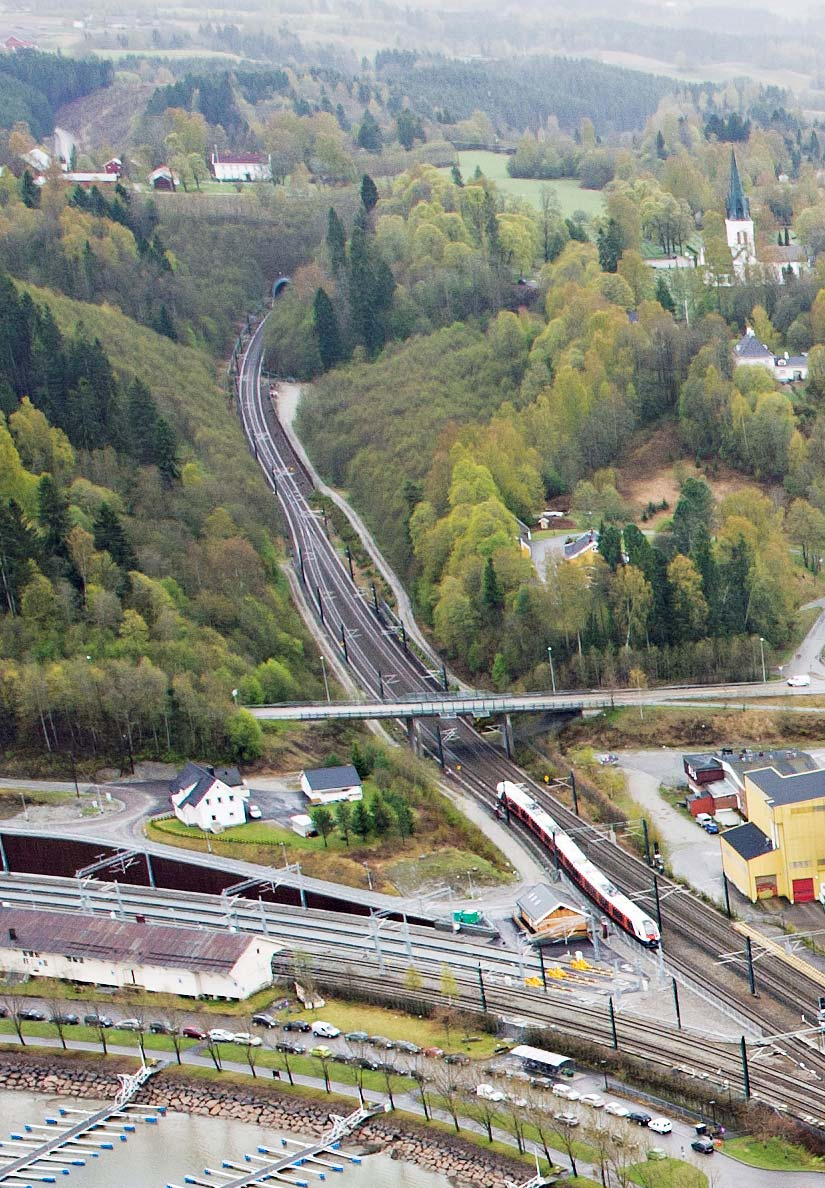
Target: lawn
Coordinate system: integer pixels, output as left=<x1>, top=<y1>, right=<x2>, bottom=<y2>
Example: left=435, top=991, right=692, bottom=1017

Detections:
left=627, top=1157, right=707, bottom=1187
left=723, top=1135, right=825, bottom=1172
left=274, top=995, right=502, bottom=1057
left=445, top=151, right=604, bottom=217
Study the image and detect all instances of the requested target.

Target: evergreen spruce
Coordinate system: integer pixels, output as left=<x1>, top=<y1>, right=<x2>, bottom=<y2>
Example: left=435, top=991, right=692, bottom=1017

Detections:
left=360, top=173, right=379, bottom=212
left=313, top=287, right=343, bottom=370
left=326, top=208, right=347, bottom=275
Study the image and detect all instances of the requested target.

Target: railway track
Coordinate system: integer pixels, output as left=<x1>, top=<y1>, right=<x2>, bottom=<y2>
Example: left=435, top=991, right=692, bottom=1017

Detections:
left=235, top=313, right=825, bottom=1125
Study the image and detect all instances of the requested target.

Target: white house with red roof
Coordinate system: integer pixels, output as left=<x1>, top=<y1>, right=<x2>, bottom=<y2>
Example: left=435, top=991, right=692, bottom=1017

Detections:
left=210, top=149, right=271, bottom=182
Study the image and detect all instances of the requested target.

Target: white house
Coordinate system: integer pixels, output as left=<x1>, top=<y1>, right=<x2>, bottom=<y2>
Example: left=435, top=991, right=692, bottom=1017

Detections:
left=0, top=908, right=280, bottom=1000
left=210, top=150, right=271, bottom=182
left=733, top=328, right=808, bottom=383
left=169, top=761, right=249, bottom=831
left=301, top=765, right=363, bottom=805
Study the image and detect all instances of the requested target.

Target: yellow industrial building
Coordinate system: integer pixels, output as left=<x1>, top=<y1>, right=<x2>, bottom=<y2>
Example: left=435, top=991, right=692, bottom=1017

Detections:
left=720, top=766, right=825, bottom=904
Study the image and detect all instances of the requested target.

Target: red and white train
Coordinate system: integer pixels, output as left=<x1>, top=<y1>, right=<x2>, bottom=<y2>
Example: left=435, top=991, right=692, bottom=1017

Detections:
left=496, top=780, right=660, bottom=949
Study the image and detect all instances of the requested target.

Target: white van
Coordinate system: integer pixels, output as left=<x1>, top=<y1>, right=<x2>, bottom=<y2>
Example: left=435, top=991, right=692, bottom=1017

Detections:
left=787, top=674, right=811, bottom=687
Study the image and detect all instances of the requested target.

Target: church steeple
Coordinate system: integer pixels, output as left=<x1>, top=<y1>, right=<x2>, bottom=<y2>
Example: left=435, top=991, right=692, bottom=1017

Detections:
left=726, top=150, right=750, bottom=221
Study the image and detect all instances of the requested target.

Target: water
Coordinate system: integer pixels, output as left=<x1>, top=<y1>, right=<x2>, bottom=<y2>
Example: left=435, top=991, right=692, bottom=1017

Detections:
left=0, top=1089, right=452, bottom=1188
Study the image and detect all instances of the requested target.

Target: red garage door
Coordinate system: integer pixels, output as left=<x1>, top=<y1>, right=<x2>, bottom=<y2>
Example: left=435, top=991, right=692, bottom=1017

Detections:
left=792, top=877, right=815, bottom=903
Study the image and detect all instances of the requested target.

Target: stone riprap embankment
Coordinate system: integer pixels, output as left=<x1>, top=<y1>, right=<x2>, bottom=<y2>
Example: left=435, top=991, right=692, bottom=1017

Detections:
left=0, top=1052, right=531, bottom=1186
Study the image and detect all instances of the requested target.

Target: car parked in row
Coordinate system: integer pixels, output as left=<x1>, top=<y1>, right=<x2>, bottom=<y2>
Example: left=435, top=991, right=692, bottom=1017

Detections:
left=116, top=1018, right=142, bottom=1031
left=476, top=1084, right=506, bottom=1102
left=604, top=1102, right=629, bottom=1117
left=345, top=1030, right=369, bottom=1043
left=628, top=1111, right=652, bottom=1126
left=149, top=1021, right=176, bottom=1035
left=648, top=1117, right=673, bottom=1135
left=252, top=1014, right=279, bottom=1029
left=283, top=1020, right=311, bottom=1033
left=19, top=1008, right=46, bottom=1021
left=311, top=1021, right=340, bottom=1038
left=579, top=1093, right=605, bottom=1109
left=51, top=1012, right=80, bottom=1026
left=233, top=1032, right=262, bottom=1047
left=84, top=1013, right=114, bottom=1028
left=208, top=1028, right=235, bottom=1044
left=553, top=1112, right=579, bottom=1128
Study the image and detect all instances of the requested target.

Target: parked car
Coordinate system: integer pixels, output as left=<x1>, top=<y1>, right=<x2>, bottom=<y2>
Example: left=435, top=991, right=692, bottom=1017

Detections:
left=51, top=1012, right=80, bottom=1026
left=691, top=1138, right=715, bottom=1154
left=356, top=1057, right=382, bottom=1071
left=695, top=812, right=714, bottom=828
left=311, top=1021, right=341, bottom=1038
left=787, top=673, right=811, bottom=687
left=444, top=1053, right=469, bottom=1065
left=476, top=1083, right=506, bottom=1102
left=247, top=804, right=262, bottom=819
left=552, top=1084, right=573, bottom=1099
left=19, top=1008, right=46, bottom=1021
left=553, top=1112, right=580, bottom=1127
left=395, top=1041, right=421, bottom=1055
left=604, top=1103, right=630, bottom=1117
left=331, top=1052, right=352, bottom=1064
left=703, top=820, right=720, bottom=834
left=597, top=753, right=620, bottom=766
left=115, top=1018, right=142, bottom=1031
left=149, top=1021, right=176, bottom=1034
left=579, top=1093, right=605, bottom=1109
left=648, top=1118, right=673, bottom=1135
left=283, top=1020, right=311, bottom=1033
left=208, top=1028, right=236, bottom=1043
left=275, top=1041, right=301, bottom=1053
left=310, top=1045, right=333, bottom=1059
left=647, top=1148, right=667, bottom=1161
left=368, top=1035, right=395, bottom=1049
left=628, top=1111, right=652, bottom=1126
left=232, top=1032, right=262, bottom=1047
left=345, top=1030, right=369, bottom=1043
left=252, top=1014, right=279, bottom=1029
left=182, top=1026, right=206, bottom=1040
left=422, top=1046, right=444, bottom=1059
left=84, top=1014, right=114, bottom=1028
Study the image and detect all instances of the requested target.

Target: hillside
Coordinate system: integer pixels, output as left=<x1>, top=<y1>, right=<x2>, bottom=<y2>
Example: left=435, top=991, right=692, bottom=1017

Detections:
left=0, top=279, right=323, bottom=770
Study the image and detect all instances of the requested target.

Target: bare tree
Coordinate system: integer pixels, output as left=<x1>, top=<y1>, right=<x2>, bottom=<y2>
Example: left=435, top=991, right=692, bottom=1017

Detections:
left=601, top=1121, right=645, bottom=1188
left=524, top=1089, right=559, bottom=1168
left=45, top=995, right=69, bottom=1050
left=505, top=1094, right=528, bottom=1154
left=408, top=1057, right=431, bottom=1121
left=1, top=993, right=26, bottom=1046
left=430, top=1063, right=464, bottom=1132
left=551, top=1112, right=582, bottom=1179
left=464, top=1092, right=501, bottom=1142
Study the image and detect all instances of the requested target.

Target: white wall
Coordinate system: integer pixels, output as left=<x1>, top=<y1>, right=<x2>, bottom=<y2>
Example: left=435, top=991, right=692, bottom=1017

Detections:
left=0, top=938, right=279, bottom=1000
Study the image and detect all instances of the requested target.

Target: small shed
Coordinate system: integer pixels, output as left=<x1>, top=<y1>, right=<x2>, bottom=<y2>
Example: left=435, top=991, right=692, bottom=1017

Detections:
left=148, top=165, right=178, bottom=191
left=300, top=765, right=363, bottom=805
left=684, top=753, right=724, bottom=786
left=514, top=884, right=589, bottom=943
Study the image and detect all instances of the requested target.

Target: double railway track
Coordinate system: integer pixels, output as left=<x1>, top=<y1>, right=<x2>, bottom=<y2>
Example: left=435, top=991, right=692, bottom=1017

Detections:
left=235, top=313, right=825, bottom=1126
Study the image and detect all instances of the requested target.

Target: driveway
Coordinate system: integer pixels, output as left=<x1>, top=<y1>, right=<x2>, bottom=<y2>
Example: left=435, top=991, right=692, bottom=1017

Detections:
left=617, top=752, right=725, bottom=902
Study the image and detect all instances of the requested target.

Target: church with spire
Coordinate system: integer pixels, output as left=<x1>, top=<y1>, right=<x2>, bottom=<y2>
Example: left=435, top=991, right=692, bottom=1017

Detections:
left=724, top=151, right=757, bottom=278
left=723, top=150, right=805, bottom=282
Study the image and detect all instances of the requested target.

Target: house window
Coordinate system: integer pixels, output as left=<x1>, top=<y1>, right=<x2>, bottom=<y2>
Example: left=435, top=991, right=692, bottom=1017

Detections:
left=211, top=814, right=217, bottom=821
left=67, top=955, right=84, bottom=963
left=22, top=950, right=39, bottom=957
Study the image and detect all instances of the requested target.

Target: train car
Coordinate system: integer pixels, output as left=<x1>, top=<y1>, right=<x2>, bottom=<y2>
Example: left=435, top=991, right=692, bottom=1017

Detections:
left=496, top=781, right=659, bottom=949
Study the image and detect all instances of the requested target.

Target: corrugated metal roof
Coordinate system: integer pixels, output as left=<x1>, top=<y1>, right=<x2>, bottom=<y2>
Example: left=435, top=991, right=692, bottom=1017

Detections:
left=0, top=908, right=268, bottom=973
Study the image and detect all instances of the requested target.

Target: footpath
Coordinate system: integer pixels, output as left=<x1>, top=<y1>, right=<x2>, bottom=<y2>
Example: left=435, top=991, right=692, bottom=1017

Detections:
left=0, top=1036, right=821, bottom=1188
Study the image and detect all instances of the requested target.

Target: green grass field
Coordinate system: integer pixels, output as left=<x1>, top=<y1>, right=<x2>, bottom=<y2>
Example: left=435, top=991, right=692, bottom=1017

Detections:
left=445, top=151, right=604, bottom=217
left=723, top=1135, right=825, bottom=1172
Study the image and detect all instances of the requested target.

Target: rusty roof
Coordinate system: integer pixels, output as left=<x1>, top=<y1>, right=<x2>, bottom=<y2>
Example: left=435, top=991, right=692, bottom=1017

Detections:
left=0, top=907, right=270, bottom=973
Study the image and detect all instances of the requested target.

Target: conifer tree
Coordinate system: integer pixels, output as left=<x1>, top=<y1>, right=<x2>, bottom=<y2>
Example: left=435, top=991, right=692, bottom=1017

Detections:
left=360, top=173, right=379, bottom=212
left=313, top=287, right=343, bottom=370
left=37, top=474, right=69, bottom=559
left=326, top=208, right=347, bottom=275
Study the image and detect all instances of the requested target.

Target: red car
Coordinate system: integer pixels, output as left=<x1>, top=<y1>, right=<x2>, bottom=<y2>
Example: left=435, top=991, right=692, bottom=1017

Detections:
left=182, top=1026, right=206, bottom=1040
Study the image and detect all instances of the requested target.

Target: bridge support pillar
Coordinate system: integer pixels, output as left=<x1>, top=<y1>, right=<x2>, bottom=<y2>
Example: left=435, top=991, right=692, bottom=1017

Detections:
left=501, top=713, right=514, bottom=758
left=406, top=717, right=418, bottom=756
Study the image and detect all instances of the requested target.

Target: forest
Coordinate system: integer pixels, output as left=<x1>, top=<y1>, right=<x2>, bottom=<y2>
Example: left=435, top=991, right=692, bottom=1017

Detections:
left=0, top=52, right=112, bottom=139
left=0, top=271, right=323, bottom=767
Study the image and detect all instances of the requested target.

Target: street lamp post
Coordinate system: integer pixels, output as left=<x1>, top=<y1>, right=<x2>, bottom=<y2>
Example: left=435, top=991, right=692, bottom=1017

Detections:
left=759, top=637, right=766, bottom=683
left=319, top=655, right=330, bottom=703
left=362, top=863, right=373, bottom=891
left=547, top=645, right=556, bottom=695
left=68, top=752, right=80, bottom=798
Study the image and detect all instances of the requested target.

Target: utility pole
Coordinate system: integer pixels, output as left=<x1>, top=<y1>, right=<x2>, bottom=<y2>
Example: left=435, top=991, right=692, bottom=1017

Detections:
left=740, top=1035, right=751, bottom=1098
left=608, top=996, right=618, bottom=1049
